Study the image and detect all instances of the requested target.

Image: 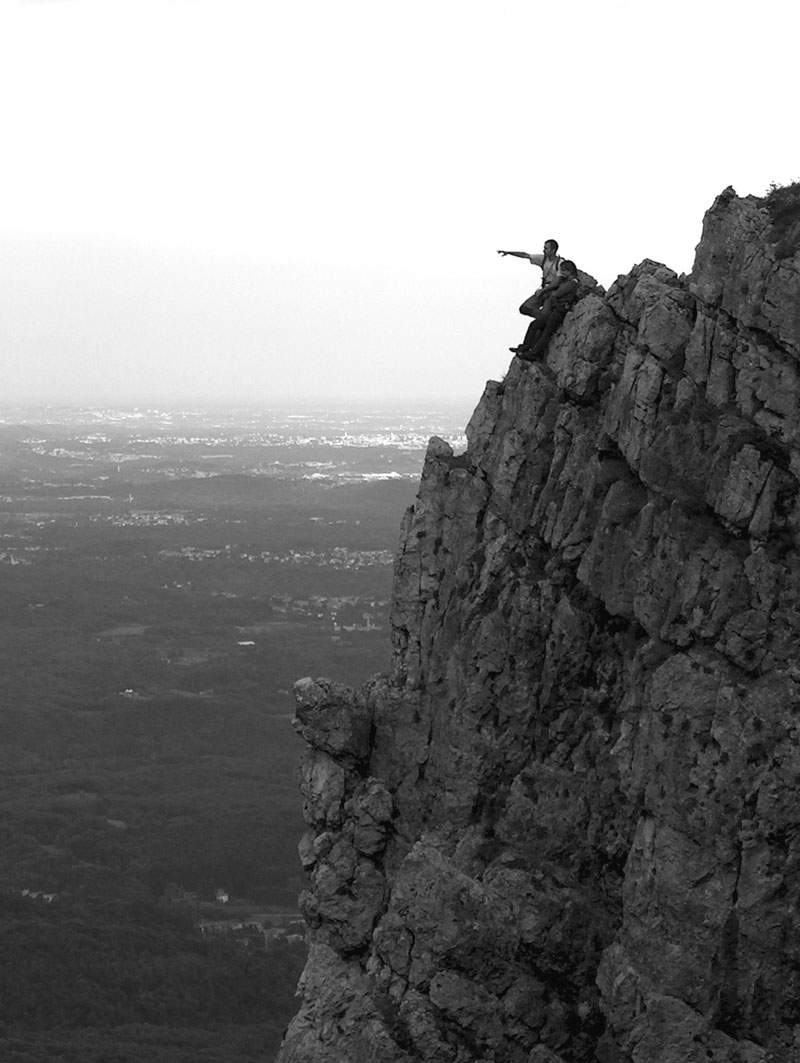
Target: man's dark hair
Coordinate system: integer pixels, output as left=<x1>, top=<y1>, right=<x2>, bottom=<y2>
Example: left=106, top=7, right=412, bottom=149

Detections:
left=560, top=259, right=577, bottom=276
left=545, top=239, right=559, bottom=251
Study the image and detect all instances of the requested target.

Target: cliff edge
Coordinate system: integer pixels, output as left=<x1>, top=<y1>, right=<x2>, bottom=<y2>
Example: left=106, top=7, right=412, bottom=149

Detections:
left=277, top=187, right=800, bottom=1063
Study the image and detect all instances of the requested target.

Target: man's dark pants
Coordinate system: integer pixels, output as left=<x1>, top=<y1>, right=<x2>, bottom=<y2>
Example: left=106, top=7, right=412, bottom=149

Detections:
left=517, top=307, right=566, bottom=361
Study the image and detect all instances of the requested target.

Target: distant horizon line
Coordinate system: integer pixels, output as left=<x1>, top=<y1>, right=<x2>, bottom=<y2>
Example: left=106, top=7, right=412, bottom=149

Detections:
left=0, top=397, right=478, bottom=411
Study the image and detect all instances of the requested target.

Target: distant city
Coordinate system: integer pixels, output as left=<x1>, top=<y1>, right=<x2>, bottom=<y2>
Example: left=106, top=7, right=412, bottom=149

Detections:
left=0, top=402, right=469, bottom=485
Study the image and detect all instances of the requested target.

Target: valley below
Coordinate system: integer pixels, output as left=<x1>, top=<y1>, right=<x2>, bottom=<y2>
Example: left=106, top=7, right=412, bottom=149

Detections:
left=0, top=402, right=468, bottom=1063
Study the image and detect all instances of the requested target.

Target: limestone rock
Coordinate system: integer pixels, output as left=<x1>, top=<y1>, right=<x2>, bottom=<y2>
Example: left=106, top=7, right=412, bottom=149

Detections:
left=277, top=187, right=800, bottom=1063
left=293, top=677, right=372, bottom=764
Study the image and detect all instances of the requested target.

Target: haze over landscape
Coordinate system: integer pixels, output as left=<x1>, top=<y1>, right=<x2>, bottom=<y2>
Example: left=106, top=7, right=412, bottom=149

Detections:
left=1, top=0, right=796, bottom=408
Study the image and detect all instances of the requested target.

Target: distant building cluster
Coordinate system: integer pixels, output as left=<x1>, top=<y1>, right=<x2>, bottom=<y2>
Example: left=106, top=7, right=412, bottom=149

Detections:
left=17, top=888, right=59, bottom=904
left=155, top=545, right=394, bottom=570
left=245, top=593, right=389, bottom=632
left=249, top=546, right=394, bottom=569
left=165, top=884, right=306, bottom=951
left=0, top=550, right=34, bottom=566
left=198, top=917, right=307, bottom=950
left=103, top=509, right=192, bottom=527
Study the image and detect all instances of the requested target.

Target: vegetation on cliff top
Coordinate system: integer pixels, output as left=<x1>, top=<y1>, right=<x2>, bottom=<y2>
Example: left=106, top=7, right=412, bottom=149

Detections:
left=764, top=180, right=800, bottom=259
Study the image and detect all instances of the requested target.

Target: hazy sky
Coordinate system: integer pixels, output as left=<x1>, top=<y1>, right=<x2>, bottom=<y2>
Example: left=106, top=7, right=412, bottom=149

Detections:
left=1, top=0, right=796, bottom=409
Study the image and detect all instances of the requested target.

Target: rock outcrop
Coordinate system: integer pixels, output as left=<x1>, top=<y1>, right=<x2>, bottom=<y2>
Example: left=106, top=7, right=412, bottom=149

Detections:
left=277, top=187, right=800, bottom=1063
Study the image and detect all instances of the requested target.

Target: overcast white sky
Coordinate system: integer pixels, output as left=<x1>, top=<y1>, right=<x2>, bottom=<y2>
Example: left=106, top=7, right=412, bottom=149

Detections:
left=0, top=0, right=796, bottom=410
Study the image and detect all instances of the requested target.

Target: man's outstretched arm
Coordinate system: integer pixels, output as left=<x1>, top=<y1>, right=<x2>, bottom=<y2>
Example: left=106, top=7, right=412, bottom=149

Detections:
left=497, top=250, right=544, bottom=266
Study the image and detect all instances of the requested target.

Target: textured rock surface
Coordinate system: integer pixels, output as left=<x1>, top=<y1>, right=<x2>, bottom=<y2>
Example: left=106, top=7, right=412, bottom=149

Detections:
left=277, top=188, right=800, bottom=1063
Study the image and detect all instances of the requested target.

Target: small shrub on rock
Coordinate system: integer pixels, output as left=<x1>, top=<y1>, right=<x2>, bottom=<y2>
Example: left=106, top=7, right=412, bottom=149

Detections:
left=764, top=180, right=800, bottom=259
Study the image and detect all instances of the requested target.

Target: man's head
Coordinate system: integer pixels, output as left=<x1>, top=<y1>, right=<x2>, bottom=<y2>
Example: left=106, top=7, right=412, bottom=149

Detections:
left=558, top=259, right=577, bottom=277
left=544, top=239, right=559, bottom=257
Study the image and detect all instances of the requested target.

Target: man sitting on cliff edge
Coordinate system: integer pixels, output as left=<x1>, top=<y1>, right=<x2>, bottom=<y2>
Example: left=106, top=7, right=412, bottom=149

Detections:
left=509, top=259, right=580, bottom=361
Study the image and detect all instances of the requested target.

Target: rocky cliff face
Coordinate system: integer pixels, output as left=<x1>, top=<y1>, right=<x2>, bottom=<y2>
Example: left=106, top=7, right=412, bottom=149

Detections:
left=277, top=187, right=800, bottom=1063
